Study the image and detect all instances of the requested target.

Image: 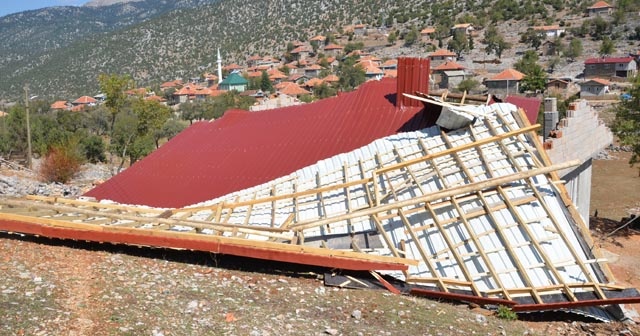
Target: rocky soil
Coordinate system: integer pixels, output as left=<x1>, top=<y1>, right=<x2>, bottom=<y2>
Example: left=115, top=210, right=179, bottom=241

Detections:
left=0, top=144, right=639, bottom=335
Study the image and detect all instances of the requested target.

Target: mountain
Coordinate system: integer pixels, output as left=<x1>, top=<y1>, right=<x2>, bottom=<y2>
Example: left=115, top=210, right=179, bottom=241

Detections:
left=0, top=0, right=217, bottom=99
left=84, top=0, right=145, bottom=6
left=0, top=0, right=404, bottom=100
left=1, top=0, right=635, bottom=101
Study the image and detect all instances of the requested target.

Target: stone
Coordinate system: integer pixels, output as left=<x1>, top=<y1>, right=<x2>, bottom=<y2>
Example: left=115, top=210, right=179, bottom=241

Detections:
left=324, top=327, right=338, bottom=335
left=351, top=310, right=362, bottom=320
left=475, top=314, right=487, bottom=324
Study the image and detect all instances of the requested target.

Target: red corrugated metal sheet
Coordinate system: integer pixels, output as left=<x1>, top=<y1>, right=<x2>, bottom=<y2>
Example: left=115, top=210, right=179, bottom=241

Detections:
left=505, top=95, right=541, bottom=124
left=86, top=77, right=438, bottom=208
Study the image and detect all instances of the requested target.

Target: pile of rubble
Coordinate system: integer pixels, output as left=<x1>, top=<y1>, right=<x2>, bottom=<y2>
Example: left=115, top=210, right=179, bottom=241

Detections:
left=0, top=158, right=112, bottom=198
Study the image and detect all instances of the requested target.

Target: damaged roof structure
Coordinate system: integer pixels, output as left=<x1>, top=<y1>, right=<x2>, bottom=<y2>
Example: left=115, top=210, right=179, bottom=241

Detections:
left=1, top=58, right=639, bottom=321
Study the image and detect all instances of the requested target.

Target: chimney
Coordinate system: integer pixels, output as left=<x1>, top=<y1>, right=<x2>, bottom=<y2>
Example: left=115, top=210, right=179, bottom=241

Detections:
left=543, top=97, right=558, bottom=140
left=396, top=57, right=430, bottom=108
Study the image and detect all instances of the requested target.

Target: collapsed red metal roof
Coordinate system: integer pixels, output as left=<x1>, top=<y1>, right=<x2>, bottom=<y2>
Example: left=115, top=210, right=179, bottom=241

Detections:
left=86, top=63, right=436, bottom=208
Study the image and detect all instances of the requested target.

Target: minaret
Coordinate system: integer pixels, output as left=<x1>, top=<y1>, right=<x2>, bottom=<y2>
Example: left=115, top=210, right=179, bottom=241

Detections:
left=217, top=48, right=223, bottom=84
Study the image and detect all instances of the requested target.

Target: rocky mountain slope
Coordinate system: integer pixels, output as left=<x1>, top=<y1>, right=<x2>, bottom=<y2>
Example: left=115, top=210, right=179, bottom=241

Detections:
left=0, top=0, right=637, bottom=100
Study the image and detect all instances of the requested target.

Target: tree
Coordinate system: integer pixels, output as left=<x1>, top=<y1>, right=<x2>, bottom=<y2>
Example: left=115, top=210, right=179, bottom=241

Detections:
left=611, top=75, right=640, bottom=174
left=260, top=71, right=273, bottom=93
left=484, top=26, right=511, bottom=58
left=387, top=30, right=397, bottom=45
left=344, top=42, right=364, bottom=54
left=404, top=26, right=419, bottom=47
left=565, top=38, right=582, bottom=61
left=519, top=65, right=547, bottom=93
left=98, top=73, right=134, bottom=134
left=515, top=50, right=547, bottom=93
left=448, top=31, right=468, bottom=56
left=456, top=78, right=480, bottom=93
left=314, top=82, right=336, bottom=99
left=337, top=56, right=366, bottom=91
left=599, top=36, right=615, bottom=57
left=520, top=28, right=543, bottom=50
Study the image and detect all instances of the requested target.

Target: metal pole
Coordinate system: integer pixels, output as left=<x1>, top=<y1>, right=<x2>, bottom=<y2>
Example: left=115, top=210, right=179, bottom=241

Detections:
left=24, top=84, right=32, bottom=170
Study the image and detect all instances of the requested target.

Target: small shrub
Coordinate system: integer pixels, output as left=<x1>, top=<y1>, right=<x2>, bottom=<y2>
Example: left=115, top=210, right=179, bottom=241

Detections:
left=496, top=305, right=518, bottom=320
left=39, top=146, right=82, bottom=183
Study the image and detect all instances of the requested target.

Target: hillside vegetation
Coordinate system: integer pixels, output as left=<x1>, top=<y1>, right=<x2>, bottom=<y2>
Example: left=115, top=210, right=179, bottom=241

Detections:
left=1, top=0, right=639, bottom=100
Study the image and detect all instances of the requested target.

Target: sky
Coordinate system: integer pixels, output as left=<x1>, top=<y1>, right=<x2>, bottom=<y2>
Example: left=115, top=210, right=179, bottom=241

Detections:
left=0, top=0, right=87, bottom=17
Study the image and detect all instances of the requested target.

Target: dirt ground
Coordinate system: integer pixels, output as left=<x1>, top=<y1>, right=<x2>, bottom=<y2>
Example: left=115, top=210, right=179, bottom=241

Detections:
left=589, top=150, right=640, bottom=321
left=0, top=134, right=639, bottom=335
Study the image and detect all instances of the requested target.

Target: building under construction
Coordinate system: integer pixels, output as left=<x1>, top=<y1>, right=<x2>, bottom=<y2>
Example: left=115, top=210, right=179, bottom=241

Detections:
left=0, top=58, right=638, bottom=321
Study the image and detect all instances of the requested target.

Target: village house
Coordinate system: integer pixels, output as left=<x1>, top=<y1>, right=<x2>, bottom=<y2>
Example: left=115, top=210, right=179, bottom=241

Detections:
left=50, top=100, right=70, bottom=111
left=267, top=69, right=288, bottom=83
left=533, top=25, right=565, bottom=38
left=276, top=81, right=311, bottom=97
left=546, top=78, right=571, bottom=94
left=359, top=60, right=384, bottom=81
left=304, top=64, right=323, bottom=78
left=431, top=61, right=467, bottom=89
left=288, top=73, right=309, bottom=85
left=322, top=74, right=339, bottom=86
left=441, top=71, right=467, bottom=90
left=586, top=0, right=614, bottom=16
left=72, top=96, right=98, bottom=107
left=428, top=49, right=457, bottom=66
left=353, top=24, right=367, bottom=36
left=290, top=45, right=312, bottom=61
left=484, top=68, right=525, bottom=97
left=309, top=35, right=326, bottom=43
left=541, top=40, right=558, bottom=56
left=160, top=80, right=183, bottom=92
left=380, top=59, right=398, bottom=70
left=450, top=23, right=473, bottom=36
left=580, top=78, right=610, bottom=97
left=323, top=43, right=344, bottom=57
left=420, top=27, right=436, bottom=40
left=584, top=56, right=637, bottom=80
left=223, top=63, right=244, bottom=73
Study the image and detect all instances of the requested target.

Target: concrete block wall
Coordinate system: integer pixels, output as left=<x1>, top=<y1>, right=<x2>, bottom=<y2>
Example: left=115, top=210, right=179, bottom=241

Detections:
left=542, top=99, right=613, bottom=226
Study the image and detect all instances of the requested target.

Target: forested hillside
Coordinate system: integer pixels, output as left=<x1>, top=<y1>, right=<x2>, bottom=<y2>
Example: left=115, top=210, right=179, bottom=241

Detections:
left=0, top=0, right=639, bottom=100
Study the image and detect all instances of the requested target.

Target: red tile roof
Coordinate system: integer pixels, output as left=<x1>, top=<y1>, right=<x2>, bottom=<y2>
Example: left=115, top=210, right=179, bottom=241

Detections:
left=533, top=25, right=561, bottom=31
left=584, top=56, right=634, bottom=64
left=429, top=49, right=457, bottom=57
left=51, top=101, right=68, bottom=110
left=432, top=61, right=466, bottom=71
left=588, top=0, right=612, bottom=9
left=161, top=80, right=183, bottom=88
left=304, top=77, right=324, bottom=87
left=246, top=71, right=263, bottom=78
left=145, top=95, right=167, bottom=102
left=85, top=78, right=436, bottom=207
left=421, top=27, right=435, bottom=34
left=487, top=68, right=525, bottom=81
left=278, top=82, right=311, bottom=96
left=290, top=46, right=311, bottom=54
left=323, top=74, right=339, bottom=82
left=384, top=70, right=398, bottom=78
left=73, top=96, right=97, bottom=104
left=324, top=43, right=344, bottom=50
left=125, top=88, right=147, bottom=96
left=224, top=63, right=244, bottom=71
left=381, top=59, right=398, bottom=67
left=309, top=35, right=326, bottom=42
left=586, top=78, right=611, bottom=85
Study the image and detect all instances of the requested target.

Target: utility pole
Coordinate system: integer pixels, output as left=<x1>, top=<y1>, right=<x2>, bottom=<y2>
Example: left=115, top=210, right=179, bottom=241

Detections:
left=24, top=84, right=32, bottom=170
